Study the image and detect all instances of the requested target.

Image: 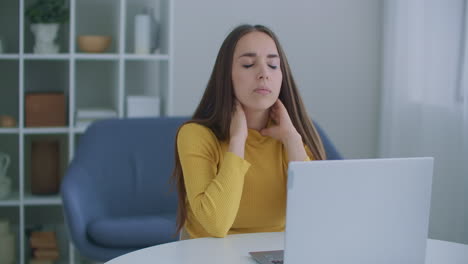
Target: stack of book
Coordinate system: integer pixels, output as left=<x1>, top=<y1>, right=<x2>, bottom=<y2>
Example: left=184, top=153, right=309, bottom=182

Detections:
left=75, top=108, right=118, bottom=129
left=29, top=231, right=59, bottom=264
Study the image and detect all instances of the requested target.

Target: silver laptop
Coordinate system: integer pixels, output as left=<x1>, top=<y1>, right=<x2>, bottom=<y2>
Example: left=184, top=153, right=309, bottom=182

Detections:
left=250, top=158, right=433, bottom=264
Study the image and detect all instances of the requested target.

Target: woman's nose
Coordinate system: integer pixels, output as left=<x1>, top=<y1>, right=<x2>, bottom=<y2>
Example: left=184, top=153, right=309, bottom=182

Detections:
left=257, top=64, right=270, bottom=80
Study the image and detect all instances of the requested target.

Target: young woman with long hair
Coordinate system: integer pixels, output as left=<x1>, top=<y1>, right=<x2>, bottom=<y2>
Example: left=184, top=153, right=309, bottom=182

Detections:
left=172, top=24, right=326, bottom=239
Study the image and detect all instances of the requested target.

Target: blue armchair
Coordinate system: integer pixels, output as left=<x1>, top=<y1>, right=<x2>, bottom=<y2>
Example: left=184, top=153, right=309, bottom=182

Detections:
left=61, top=117, right=341, bottom=262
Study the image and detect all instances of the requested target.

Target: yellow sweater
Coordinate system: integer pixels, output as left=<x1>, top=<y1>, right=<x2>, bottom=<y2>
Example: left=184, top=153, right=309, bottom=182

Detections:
left=177, top=123, right=312, bottom=238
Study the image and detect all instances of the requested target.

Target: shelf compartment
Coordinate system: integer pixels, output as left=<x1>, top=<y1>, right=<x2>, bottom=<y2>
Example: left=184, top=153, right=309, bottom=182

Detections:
left=125, top=0, right=170, bottom=55
left=24, top=60, right=70, bottom=128
left=75, top=60, right=119, bottom=123
left=0, top=207, right=20, bottom=264
left=0, top=60, right=20, bottom=128
left=0, top=134, right=20, bottom=203
left=125, top=60, right=167, bottom=116
left=24, top=61, right=70, bottom=94
left=23, top=0, right=71, bottom=54
left=0, top=0, right=20, bottom=54
left=24, top=134, right=69, bottom=198
left=24, top=206, right=69, bottom=264
left=75, top=0, right=121, bottom=54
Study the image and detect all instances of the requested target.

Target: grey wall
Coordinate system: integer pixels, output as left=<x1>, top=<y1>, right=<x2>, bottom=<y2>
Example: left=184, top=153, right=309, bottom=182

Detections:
left=172, top=0, right=383, bottom=159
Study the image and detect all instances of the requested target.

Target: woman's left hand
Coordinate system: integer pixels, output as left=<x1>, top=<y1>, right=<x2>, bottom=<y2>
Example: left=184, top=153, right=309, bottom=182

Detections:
left=261, top=99, right=301, bottom=144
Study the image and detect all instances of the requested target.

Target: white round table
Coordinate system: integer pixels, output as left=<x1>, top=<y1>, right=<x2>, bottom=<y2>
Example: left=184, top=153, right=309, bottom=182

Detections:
left=105, top=232, right=468, bottom=264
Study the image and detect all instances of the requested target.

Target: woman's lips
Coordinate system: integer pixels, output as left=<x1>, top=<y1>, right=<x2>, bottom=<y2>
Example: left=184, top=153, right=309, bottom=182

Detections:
left=254, top=88, right=272, bottom=95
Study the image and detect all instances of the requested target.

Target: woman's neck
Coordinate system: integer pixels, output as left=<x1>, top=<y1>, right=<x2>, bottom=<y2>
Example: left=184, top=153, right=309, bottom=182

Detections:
left=244, top=109, right=269, bottom=131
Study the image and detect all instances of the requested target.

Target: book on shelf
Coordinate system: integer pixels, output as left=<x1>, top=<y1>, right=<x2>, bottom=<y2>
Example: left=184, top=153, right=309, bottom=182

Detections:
left=33, top=248, right=59, bottom=260
left=30, top=231, right=56, bottom=243
left=76, top=108, right=117, bottom=119
left=75, top=108, right=118, bottom=129
left=29, top=231, right=59, bottom=260
left=30, top=235, right=57, bottom=249
left=75, top=120, right=93, bottom=129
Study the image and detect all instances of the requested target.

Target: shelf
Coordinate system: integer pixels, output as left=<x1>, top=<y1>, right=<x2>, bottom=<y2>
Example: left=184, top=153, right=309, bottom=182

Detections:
left=23, top=193, right=62, bottom=206
left=23, top=54, right=70, bottom=60
left=124, top=54, right=169, bottom=61
left=0, top=128, right=19, bottom=134
left=0, top=192, right=20, bottom=207
left=0, top=54, right=20, bottom=60
left=75, top=53, right=120, bottom=60
left=23, top=128, right=69, bottom=134
left=0, top=0, right=173, bottom=262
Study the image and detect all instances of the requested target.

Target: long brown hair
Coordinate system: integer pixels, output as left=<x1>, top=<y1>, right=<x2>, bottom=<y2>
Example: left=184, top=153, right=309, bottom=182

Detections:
left=171, top=24, right=326, bottom=233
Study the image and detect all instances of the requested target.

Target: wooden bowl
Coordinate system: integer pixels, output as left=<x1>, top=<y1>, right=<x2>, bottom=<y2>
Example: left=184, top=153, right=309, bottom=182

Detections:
left=78, top=35, right=112, bottom=53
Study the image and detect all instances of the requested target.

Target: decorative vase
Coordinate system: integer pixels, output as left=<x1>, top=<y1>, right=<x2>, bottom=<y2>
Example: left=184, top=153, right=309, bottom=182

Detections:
left=31, top=140, right=60, bottom=195
left=134, top=7, right=159, bottom=54
left=30, top=23, right=60, bottom=54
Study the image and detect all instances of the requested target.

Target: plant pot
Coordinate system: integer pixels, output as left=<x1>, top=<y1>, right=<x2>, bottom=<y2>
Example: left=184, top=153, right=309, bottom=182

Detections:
left=30, top=23, right=60, bottom=54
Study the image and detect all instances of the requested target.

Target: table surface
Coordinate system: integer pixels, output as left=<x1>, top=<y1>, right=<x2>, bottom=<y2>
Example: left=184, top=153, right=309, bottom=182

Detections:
left=106, top=232, right=468, bottom=264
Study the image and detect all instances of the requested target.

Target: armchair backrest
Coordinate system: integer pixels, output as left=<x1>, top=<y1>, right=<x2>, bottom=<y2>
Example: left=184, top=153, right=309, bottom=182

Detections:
left=72, top=117, right=189, bottom=217
left=313, top=121, right=342, bottom=160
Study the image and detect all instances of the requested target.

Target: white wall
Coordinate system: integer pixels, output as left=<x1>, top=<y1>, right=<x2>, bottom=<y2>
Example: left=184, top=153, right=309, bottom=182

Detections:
left=172, top=0, right=383, bottom=159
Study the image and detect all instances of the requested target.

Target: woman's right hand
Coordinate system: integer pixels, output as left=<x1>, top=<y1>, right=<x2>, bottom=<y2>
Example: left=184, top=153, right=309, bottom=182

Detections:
left=229, top=100, right=248, bottom=158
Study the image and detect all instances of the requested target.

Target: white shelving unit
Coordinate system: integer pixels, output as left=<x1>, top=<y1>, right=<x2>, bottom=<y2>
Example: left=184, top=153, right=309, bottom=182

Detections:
left=0, top=0, right=173, bottom=263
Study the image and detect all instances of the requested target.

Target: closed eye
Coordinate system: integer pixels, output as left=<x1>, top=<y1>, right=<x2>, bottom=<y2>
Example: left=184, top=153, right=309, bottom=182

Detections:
left=242, top=64, right=278, bottom=69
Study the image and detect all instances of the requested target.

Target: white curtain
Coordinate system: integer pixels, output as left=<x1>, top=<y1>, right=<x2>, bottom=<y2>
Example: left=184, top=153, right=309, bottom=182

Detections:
left=380, top=0, right=468, bottom=244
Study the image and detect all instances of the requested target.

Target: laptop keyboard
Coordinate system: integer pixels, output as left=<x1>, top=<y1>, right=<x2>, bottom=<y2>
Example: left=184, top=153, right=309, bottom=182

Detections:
left=265, top=254, right=283, bottom=264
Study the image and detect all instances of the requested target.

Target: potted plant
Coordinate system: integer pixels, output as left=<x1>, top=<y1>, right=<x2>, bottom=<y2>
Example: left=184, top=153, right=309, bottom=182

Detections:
left=25, top=0, right=69, bottom=54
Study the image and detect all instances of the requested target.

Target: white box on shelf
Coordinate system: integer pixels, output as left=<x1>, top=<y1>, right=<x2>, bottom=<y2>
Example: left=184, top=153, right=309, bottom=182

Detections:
left=127, top=96, right=160, bottom=117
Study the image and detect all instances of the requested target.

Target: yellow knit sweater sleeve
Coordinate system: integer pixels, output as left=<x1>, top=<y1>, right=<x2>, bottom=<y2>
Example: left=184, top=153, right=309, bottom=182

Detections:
left=177, top=123, right=251, bottom=237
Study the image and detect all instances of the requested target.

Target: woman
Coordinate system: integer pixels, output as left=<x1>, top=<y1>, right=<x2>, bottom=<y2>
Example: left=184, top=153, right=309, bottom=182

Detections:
left=172, top=24, right=326, bottom=239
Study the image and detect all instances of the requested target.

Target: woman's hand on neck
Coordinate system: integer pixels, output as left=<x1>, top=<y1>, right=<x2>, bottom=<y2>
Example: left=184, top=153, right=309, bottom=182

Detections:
left=229, top=101, right=248, bottom=158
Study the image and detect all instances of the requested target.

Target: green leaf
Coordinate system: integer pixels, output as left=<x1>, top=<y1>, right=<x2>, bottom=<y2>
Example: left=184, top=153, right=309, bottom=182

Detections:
left=25, top=0, right=69, bottom=24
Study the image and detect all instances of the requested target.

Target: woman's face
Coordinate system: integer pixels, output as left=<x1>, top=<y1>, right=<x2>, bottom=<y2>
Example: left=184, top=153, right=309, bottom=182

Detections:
left=232, top=31, right=282, bottom=112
